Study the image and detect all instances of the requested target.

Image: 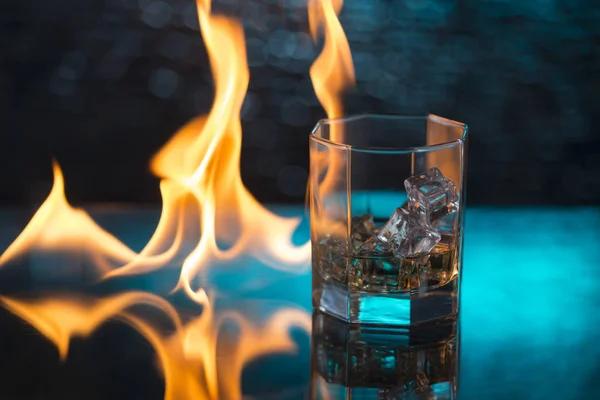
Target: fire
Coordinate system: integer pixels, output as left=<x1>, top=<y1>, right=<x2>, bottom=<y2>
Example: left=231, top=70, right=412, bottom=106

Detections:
left=1, top=0, right=311, bottom=286
left=0, top=161, right=139, bottom=275
left=0, top=0, right=357, bottom=398
left=308, top=0, right=355, bottom=123
left=107, top=0, right=311, bottom=294
left=308, top=0, right=355, bottom=235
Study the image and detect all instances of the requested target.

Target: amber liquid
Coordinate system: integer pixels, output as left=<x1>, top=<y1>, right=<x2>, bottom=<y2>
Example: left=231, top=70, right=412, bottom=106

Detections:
left=315, top=240, right=458, bottom=294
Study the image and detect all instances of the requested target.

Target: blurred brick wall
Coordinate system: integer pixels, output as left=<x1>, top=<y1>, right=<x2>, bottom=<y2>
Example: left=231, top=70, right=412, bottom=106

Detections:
left=0, top=0, right=598, bottom=205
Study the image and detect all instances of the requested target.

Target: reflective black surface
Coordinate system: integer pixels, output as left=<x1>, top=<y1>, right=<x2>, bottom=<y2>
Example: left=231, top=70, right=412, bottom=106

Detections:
left=0, top=206, right=599, bottom=399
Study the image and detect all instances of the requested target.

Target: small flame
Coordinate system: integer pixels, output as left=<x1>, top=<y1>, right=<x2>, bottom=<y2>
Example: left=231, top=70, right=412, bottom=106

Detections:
left=0, top=162, right=138, bottom=275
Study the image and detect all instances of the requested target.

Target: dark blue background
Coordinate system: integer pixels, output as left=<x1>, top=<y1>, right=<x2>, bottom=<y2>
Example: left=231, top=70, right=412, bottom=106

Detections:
left=1, top=0, right=598, bottom=206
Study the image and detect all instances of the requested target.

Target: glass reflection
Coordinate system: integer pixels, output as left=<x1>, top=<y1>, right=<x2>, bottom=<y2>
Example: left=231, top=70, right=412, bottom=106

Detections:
left=310, top=311, right=458, bottom=399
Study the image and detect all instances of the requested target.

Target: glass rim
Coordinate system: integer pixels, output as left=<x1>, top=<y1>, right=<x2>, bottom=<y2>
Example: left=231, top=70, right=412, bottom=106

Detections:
left=310, top=113, right=468, bottom=154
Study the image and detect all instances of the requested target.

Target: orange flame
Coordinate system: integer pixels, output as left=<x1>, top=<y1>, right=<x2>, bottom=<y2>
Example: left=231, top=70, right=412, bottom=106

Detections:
left=107, top=0, right=311, bottom=293
left=308, top=0, right=355, bottom=236
left=0, top=162, right=138, bottom=275
left=308, top=0, right=355, bottom=123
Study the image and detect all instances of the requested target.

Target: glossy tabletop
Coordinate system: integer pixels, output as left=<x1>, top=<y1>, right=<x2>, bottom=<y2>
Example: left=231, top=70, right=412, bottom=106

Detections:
left=0, top=206, right=598, bottom=400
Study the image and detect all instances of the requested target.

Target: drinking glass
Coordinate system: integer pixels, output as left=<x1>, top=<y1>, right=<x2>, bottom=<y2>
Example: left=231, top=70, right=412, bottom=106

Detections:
left=310, top=114, right=468, bottom=326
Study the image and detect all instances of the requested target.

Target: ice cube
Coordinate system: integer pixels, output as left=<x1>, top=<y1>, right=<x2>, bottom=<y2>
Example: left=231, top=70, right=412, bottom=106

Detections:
left=317, top=235, right=348, bottom=283
left=404, top=167, right=458, bottom=221
left=360, top=236, right=393, bottom=256
left=351, top=214, right=376, bottom=247
left=362, top=207, right=441, bottom=258
left=355, top=207, right=410, bottom=257
left=354, top=208, right=408, bottom=257
left=377, top=207, right=410, bottom=244
left=391, top=225, right=441, bottom=258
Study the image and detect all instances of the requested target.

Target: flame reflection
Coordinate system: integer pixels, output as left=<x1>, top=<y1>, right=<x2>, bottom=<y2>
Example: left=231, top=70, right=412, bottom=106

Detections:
left=0, top=292, right=310, bottom=400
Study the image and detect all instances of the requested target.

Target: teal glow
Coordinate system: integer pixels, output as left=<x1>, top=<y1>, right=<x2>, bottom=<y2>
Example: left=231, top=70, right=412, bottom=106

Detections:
left=260, top=206, right=600, bottom=399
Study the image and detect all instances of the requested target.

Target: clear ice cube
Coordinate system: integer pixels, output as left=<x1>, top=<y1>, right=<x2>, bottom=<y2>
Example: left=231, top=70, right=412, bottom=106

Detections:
left=377, top=207, right=410, bottom=244
left=351, top=214, right=376, bottom=248
left=391, top=226, right=441, bottom=258
left=356, top=208, right=410, bottom=257
left=362, top=207, right=441, bottom=258
left=360, top=236, right=393, bottom=256
left=404, top=167, right=458, bottom=221
left=317, top=235, right=348, bottom=283
left=351, top=168, right=458, bottom=261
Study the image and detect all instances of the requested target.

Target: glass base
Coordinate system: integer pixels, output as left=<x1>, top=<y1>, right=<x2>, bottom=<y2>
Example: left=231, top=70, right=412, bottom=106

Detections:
left=313, top=269, right=458, bottom=326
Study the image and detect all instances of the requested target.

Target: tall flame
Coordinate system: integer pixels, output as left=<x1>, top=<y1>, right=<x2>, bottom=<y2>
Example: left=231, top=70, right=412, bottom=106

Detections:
left=108, top=0, right=311, bottom=295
